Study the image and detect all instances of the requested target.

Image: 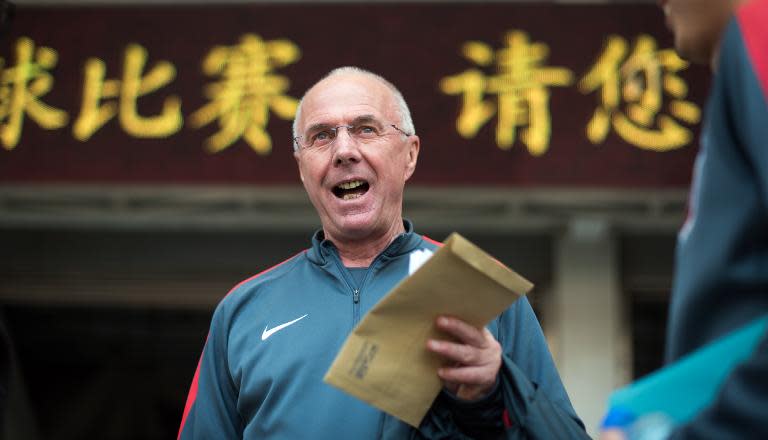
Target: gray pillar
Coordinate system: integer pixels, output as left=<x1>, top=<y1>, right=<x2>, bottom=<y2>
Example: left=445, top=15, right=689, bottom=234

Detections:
left=547, top=218, right=630, bottom=437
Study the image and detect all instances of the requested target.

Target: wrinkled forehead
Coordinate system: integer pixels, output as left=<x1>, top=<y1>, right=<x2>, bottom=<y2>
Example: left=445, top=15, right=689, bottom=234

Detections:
left=297, top=75, right=399, bottom=132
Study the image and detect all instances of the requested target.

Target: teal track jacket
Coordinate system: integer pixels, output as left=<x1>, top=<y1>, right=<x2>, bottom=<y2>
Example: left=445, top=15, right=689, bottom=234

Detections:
left=178, top=222, right=585, bottom=439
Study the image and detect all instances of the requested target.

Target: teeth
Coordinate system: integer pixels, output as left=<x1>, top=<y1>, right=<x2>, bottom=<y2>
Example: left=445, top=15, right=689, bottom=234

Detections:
left=342, top=193, right=362, bottom=200
left=338, top=180, right=364, bottom=190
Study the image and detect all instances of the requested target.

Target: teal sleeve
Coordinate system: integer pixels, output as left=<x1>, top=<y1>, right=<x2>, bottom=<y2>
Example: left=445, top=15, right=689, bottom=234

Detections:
left=178, top=304, right=242, bottom=439
left=496, top=298, right=588, bottom=438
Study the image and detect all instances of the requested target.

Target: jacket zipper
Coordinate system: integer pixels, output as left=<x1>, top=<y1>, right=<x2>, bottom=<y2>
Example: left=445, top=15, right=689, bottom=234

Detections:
left=330, top=253, right=382, bottom=326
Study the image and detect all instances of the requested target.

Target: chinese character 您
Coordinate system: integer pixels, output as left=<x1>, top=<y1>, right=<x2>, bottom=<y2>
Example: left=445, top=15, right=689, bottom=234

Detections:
left=579, top=34, right=701, bottom=151
left=440, top=30, right=574, bottom=156
left=0, top=37, right=68, bottom=150
left=189, top=34, right=301, bottom=154
left=74, top=43, right=182, bottom=141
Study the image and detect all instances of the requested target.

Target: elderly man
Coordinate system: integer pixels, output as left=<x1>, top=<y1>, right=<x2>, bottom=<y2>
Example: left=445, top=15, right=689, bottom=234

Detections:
left=178, top=67, right=586, bottom=439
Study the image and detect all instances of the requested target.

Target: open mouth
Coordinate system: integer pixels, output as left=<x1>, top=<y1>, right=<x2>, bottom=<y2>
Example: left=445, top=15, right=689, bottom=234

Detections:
left=332, top=180, right=370, bottom=200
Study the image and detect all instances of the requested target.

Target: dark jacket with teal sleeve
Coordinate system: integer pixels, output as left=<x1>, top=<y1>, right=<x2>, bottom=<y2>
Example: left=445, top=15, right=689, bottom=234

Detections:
left=666, top=1, right=768, bottom=438
left=178, top=221, right=586, bottom=439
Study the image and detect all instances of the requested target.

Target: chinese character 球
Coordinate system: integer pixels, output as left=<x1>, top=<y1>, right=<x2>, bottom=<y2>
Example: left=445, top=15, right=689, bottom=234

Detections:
left=0, top=37, right=68, bottom=150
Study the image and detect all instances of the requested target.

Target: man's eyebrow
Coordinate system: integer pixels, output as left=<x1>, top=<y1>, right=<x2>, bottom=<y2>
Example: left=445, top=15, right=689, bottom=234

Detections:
left=304, top=115, right=383, bottom=134
left=304, top=122, right=333, bottom=135
left=350, top=115, right=382, bottom=126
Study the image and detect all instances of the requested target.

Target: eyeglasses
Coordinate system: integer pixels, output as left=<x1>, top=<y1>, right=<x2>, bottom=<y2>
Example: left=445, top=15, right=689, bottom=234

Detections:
left=294, top=122, right=411, bottom=151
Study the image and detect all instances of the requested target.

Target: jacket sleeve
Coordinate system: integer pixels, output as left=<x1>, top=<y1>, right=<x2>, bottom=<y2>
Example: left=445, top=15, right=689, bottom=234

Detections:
left=177, top=304, right=241, bottom=440
left=412, top=297, right=588, bottom=439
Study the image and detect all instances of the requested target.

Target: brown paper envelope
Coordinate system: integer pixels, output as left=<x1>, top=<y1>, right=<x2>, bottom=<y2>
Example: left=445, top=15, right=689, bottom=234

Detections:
left=323, top=232, right=534, bottom=427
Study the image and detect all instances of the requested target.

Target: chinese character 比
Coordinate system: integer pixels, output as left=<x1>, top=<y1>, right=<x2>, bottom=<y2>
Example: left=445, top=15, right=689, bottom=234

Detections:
left=73, top=43, right=182, bottom=141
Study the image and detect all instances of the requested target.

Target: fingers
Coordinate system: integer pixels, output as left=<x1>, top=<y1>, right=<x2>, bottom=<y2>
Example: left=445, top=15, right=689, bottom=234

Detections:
left=434, top=315, right=487, bottom=347
left=427, top=338, right=481, bottom=365
left=427, top=316, right=501, bottom=365
left=437, top=364, right=496, bottom=385
left=427, top=315, right=503, bottom=400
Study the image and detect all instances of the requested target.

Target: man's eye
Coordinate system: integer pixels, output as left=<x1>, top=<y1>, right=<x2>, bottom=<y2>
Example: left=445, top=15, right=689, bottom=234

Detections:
left=313, top=130, right=332, bottom=142
left=356, top=125, right=378, bottom=136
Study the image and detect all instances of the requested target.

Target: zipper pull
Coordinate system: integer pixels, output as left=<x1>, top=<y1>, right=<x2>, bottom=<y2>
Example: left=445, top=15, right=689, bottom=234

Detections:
left=353, top=289, right=360, bottom=304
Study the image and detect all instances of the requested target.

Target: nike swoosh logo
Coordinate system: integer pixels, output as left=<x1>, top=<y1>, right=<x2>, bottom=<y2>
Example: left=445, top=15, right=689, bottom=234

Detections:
left=261, top=314, right=308, bottom=341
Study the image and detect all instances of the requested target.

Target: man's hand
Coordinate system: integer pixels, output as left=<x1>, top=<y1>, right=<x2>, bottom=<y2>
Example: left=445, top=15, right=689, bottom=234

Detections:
left=426, top=315, right=502, bottom=401
left=599, top=429, right=627, bottom=440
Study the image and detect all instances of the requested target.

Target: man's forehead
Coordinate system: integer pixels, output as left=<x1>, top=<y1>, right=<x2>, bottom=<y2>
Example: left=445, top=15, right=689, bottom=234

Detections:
left=299, top=74, right=397, bottom=126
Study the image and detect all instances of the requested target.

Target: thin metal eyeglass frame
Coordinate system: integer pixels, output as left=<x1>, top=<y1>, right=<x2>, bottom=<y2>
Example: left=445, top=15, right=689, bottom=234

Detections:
left=293, top=124, right=411, bottom=151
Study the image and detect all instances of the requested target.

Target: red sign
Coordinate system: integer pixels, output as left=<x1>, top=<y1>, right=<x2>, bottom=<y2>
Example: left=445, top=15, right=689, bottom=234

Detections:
left=0, top=4, right=710, bottom=187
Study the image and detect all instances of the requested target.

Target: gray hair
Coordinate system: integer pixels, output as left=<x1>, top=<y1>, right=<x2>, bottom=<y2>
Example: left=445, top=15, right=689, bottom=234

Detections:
left=292, top=66, right=416, bottom=151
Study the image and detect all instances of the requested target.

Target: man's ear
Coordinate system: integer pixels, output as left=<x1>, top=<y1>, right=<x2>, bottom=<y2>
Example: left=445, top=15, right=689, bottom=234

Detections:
left=404, top=135, right=420, bottom=181
left=294, top=151, right=305, bottom=183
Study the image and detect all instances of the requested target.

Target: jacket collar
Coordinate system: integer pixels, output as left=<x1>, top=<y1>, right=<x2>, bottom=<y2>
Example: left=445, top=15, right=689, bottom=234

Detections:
left=307, top=219, right=422, bottom=266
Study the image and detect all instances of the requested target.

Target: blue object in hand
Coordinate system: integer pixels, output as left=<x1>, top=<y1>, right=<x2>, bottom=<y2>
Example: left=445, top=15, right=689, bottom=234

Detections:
left=606, top=316, right=768, bottom=425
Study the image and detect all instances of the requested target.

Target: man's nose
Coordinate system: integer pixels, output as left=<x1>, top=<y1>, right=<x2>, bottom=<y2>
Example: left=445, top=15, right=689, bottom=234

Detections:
left=332, top=128, right=361, bottom=165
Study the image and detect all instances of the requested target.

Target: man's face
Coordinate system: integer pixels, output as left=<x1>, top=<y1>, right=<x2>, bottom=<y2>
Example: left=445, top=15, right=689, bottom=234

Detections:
left=293, top=74, right=419, bottom=243
left=661, top=0, right=734, bottom=64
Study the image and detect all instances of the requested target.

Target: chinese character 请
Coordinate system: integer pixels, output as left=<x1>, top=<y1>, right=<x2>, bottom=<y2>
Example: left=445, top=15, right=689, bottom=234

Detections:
left=189, top=34, right=301, bottom=154
left=440, top=30, right=574, bottom=156
left=579, top=34, right=701, bottom=151
left=0, top=37, right=68, bottom=150
left=74, top=43, right=182, bottom=141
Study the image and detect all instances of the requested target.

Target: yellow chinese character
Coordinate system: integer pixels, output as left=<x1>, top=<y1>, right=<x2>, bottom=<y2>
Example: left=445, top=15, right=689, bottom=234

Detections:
left=189, top=34, right=300, bottom=154
left=0, top=37, right=68, bottom=150
left=74, top=43, right=182, bottom=141
left=440, top=31, right=574, bottom=156
left=579, top=35, right=701, bottom=151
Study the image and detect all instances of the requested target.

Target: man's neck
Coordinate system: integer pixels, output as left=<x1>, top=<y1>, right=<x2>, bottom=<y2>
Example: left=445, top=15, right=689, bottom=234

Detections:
left=710, top=40, right=722, bottom=73
left=327, top=220, right=406, bottom=268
